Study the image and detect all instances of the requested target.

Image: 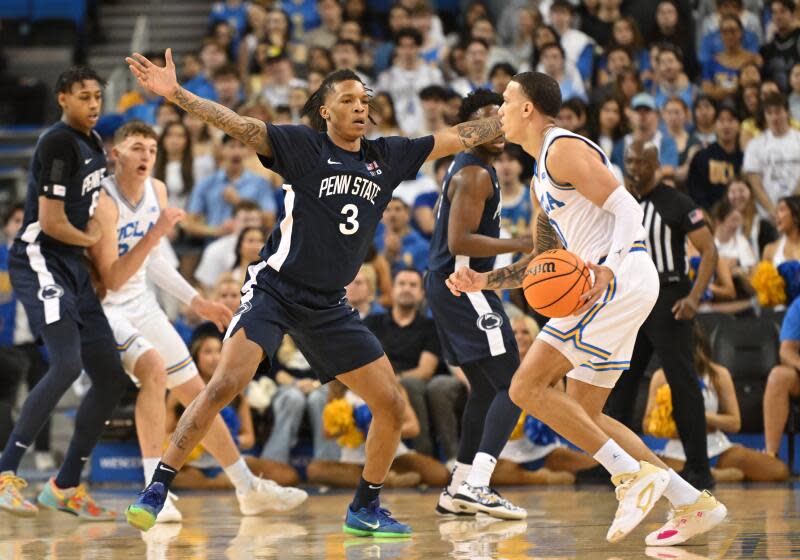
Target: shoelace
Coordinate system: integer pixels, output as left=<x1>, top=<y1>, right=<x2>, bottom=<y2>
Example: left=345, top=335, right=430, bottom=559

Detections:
left=0, top=473, right=28, bottom=492
left=72, top=485, right=91, bottom=507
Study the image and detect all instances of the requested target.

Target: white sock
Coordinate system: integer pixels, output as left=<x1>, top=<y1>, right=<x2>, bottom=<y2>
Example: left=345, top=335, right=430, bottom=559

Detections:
left=662, top=469, right=702, bottom=507
left=142, top=457, right=160, bottom=486
left=447, top=461, right=471, bottom=495
left=224, top=457, right=255, bottom=493
left=593, top=439, right=640, bottom=477
left=465, top=452, right=497, bottom=488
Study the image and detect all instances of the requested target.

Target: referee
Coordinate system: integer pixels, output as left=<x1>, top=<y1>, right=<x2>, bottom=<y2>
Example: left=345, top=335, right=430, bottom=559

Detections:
left=605, top=140, right=717, bottom=490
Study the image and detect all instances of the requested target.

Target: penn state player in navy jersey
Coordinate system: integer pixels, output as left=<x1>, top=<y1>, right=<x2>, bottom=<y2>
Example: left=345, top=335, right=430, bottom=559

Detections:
left=426, top=90, right=532, bottom=520
left=0, top=67, right=128, bottom=520
left=125, top=50, right=504, bottom=536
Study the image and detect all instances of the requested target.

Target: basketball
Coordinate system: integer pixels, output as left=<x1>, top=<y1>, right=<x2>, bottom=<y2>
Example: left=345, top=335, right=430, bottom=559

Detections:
left=522, top=249, right=591, bottom=318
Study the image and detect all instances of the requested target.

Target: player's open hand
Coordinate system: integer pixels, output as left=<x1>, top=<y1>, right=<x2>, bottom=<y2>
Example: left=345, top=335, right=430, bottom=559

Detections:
left=153, top=208, right=186, bottom=238
left=572, top=262, right=611, bottom=316
left=192, top=297, right=233, bottom=332
left=126, top=49, right=179, bottom=100
left=446, top=267, right=487, bottom=296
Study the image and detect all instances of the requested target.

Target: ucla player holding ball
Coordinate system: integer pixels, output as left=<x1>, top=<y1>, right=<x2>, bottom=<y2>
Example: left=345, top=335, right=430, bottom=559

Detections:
left=447, top=72, right=727, bottom=546
left=124, top=50, right=505, bottom=536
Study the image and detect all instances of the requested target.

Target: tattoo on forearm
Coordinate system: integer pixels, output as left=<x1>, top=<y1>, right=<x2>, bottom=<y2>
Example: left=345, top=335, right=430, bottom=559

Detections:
left=535, top=212, right=560, bottom=254
left=173, top=87, right=269, bottom=154
left=486, top=253, right=534, bottom=290
left=456, top=117, right=503, bottom=149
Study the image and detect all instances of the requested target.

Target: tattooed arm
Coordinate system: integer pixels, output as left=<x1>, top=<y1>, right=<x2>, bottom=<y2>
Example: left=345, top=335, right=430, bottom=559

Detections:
left=126, top=49, right=272, bottom=156
left=446, top=211, right=561, bottom=295
left=485, top=212, right=561, bottom=289
left=426, top=116, right=503, bottom=162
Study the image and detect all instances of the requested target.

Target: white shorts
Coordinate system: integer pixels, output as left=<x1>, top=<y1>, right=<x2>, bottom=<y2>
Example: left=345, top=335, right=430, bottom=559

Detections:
left=538, top=250, right=659, bottom=389
left=103, top=290, right=198, bottom=390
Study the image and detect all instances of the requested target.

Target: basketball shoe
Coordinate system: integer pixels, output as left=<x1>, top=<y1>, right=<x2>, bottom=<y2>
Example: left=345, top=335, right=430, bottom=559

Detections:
left=436, top=488, right=476, bottom=517
left=0, top=471, right=37, bottom=516
left=37, top=478, right=117, bottom=521
left=155, top=492, right=182, bottom=523
left=236, top=476, right=308, bottom=515
left=126, top=481, right=167, bottom=531
left=451, top=482, right=527, bottom=520
left=645, top=490, right=727, bottom=546
left=606, top=461, right=670, bottom=543
left=343, top=499, right=412, bottom=537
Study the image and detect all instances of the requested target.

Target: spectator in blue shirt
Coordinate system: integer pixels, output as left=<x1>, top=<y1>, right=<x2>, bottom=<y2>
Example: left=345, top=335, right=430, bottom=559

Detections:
left=701, top=14, right=762, bottom=102
left=375, top=198, right=430, bottom=274
left=763, top=296, right=800, bottom=460
left=539, top=42, right=587, bottom=103
left=186, top=136, right=276, bottom=239
left=653, top=44, right=697, bottom=110
left=209, top=0, right=249, bottom=42
left=612, top=93, right=679, bottom=174
left=281, top=0, right=321, bottom=33
left=183, top=38, right=230, bottom=101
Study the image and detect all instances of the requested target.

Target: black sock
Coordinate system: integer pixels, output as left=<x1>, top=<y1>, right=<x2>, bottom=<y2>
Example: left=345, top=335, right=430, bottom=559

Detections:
left=150, top=461, right=178, bottom=489
left=350, top=476, right=383, bottom=511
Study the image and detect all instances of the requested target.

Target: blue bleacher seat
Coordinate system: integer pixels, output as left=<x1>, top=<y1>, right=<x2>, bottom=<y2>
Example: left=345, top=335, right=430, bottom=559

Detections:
left=31, top=0, right=86, bottom=25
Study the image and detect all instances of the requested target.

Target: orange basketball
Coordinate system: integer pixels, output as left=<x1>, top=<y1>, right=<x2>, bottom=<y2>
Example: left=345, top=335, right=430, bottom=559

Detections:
left=522, top=249, right=591, bottom=318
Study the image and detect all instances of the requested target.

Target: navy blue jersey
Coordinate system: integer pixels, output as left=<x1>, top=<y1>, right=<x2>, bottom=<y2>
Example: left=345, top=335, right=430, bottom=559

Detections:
left=16, top=121, right=107, bottom=253
left=428, top=152, right=502, bottom=274
left=257, top=124, right=434, bottom=292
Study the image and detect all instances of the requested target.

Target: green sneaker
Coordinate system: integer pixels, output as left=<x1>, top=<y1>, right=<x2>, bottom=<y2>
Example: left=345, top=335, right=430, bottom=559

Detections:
left=37, top=478, right=117, bottom=521
left=0, top=471, right=38, bottom=517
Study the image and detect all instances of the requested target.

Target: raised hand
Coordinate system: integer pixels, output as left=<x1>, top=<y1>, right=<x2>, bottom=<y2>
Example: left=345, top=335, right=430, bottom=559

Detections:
left=152, top=207, right=186, bottom=238
left=446, top=267, right=488, bottom=296
left=125, top=49, right=179, bottom=100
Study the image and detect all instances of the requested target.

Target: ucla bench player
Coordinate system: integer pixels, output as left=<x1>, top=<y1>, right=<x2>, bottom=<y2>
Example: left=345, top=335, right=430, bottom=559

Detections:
left=447, top=72, right=727, bottom=546
left=426, top=90, right=532, bottom=520
left=0, top=67, right=128, bottom=520
left=124, top=50, right=505, bottom=536
left=88, top=121, right=306, bottom=524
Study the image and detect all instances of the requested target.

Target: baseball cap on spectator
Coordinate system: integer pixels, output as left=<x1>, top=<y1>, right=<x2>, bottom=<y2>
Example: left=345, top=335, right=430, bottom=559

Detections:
left=631, top=93, right=657, bottom=111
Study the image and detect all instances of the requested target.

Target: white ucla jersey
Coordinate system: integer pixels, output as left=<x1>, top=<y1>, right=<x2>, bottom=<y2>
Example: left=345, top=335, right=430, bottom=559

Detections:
left=532, top=127, right=645, bottom=265
left=101, top=176, right=160, bottom=306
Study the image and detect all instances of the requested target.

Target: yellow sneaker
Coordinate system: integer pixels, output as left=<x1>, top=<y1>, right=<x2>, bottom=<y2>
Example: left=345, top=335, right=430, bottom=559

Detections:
left=37, top=478, right=117, bottom=521
left=0, top=471, right=38, bottom=517
left=606, top=461, right=670, bottom=543
left=645, top=490, right=727, bottom=546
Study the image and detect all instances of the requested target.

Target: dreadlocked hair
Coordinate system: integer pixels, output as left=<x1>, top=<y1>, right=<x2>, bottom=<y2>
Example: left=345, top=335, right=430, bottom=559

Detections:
left=301, top=69, right=389, bottom=172
left=457, top=88, right=503, bottom=123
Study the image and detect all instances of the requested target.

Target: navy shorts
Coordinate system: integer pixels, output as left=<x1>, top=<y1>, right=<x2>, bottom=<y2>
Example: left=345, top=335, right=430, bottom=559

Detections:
left=9, top=241, right=114, bottom=344
left=425, top=271, right=518, bottom=366
left=225, top=262, right=385, bottom=383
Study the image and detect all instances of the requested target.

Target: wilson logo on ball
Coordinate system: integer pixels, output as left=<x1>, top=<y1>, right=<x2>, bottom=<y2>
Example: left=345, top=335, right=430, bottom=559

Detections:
left=528, top=262, right=556, bottom=275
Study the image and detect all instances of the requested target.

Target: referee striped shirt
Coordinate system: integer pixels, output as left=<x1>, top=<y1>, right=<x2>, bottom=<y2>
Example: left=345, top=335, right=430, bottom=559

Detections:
left=636, top=182, right=706, bottom=281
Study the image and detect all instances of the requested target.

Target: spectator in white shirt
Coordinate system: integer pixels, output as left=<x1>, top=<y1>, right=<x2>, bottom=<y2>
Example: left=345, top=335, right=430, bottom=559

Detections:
left=549, top=0, right=595, bottom=83
left=375, top=28, right=445, bottom=135
left=539, top=42, right=587, bottom=102
left=258, top=50, right=308, bottom=109
left=194, top=199, right=264, bottom=291
left=743, top=92, right=800, bottom=219
left=450, top=38, right=493, bottom=97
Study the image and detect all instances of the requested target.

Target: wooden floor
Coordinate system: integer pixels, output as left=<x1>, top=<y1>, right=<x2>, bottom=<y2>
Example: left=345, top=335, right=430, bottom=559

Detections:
left=1, top=484, right=799, bottom=559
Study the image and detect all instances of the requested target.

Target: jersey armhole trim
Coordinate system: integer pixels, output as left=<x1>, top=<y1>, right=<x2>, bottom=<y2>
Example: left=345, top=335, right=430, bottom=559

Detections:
left=544, top=135, right=609, bottom=190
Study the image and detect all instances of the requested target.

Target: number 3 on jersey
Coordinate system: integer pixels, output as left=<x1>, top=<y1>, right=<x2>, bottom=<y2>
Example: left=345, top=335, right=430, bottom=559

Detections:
left=340, top=203, right=359, bottom=235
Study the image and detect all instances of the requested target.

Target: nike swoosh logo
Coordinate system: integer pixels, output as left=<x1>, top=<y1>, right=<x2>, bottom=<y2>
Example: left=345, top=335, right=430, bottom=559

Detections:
left=158, top=465, right=176, bottom=473
left=357, top=517, right=381, bottom=530
left=368, top=484, right=383, bottom=490
left=328, top=158, right=342, bottom=165
left=14, top=442, right=28, bottom=449
left=85, top=158, right=93, bottom=164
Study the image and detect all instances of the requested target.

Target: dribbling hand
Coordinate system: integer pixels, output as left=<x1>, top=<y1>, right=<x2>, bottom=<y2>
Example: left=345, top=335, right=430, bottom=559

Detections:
left=125, top=49, right=179, bottom=100
left=446, top=267, right=487, bottom=296
left=572, top=262, right=612, bottom=316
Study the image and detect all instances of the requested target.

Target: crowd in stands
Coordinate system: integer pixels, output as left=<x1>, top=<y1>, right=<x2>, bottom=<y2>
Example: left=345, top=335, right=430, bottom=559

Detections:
left=4, top=0, right=800, bottom=485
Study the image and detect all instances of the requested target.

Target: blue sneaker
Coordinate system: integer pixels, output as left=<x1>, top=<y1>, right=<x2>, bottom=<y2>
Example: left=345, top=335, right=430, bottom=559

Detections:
left=343, top=499, right=412, bottom=538
left=125, top=482, right=167, bottom=532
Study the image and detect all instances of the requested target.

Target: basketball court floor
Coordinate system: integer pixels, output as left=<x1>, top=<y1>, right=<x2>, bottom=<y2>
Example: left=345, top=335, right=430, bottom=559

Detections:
left=1, top=484, right=799, bottom=559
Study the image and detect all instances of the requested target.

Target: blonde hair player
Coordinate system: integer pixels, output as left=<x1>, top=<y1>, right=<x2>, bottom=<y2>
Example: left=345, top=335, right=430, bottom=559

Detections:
left=446, top=71, right=727, bottom=547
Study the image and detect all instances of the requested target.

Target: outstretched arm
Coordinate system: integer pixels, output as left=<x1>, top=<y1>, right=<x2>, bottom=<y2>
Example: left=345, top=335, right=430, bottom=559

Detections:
left=126, top=49, right=272, bottom=156
left=426, top=117, right=503, bottom=162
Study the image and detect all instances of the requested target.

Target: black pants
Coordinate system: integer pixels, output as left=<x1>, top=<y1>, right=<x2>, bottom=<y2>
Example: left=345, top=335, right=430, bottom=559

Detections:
left=0, top=344, right=51, bottom=451
left=604, top=282, right=711, bottom=474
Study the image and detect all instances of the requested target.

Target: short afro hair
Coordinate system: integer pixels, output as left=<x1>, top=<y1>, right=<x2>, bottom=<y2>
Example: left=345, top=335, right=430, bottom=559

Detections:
left=458, top=88, right=503, bottom=123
